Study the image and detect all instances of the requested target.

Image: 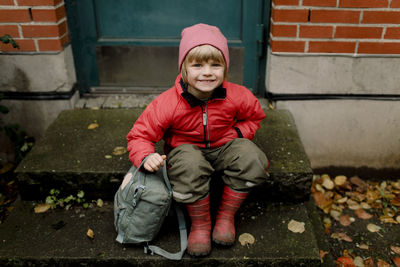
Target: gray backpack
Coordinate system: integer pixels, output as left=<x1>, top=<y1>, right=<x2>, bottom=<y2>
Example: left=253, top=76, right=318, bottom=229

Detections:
left=114, top=160, right=187, bottom=260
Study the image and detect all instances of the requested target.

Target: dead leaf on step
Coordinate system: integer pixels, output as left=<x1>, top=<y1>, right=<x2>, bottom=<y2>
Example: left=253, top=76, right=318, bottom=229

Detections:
left=331, top=232, right=353, bottom=242
left=34, top=203, right=51, bottom=213
left=337, top=256, right=354, bottom=266
left=87, top=123, right=99, bottom=130
left=355, top=208, right=373, bottom=220
left=320, top=250, right=329, bottom=263
left=391, top=246, right=400, bottom=254
left=288, top=219, right=305, bottom=233
left=96, top=199, right=104, bottom=207
left=87, top=228, right=94, bottom=239
left=334, top=175, right=347, bottom=186
left=238, top=233, right=255, bottom=246
left=397, top=215, right=400, bottom=224
left=112, top=146, right=127, bottom=155
left=357, top=243, right=369, bottom=250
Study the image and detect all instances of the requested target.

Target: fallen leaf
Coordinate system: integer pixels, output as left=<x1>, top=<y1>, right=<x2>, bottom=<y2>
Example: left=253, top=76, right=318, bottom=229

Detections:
left=355, top=208, right=373, bottom=220
left=334, top=175, right=347, bottom=186
left=357, top=243, right=369, bottom=250
left=397, top=215, right=400, bottom=224
left=379, top=215, right=398, bottom=224
left=238, top=233, right=255, bottom=246
left=350, top=176, right=368, bottom=192
left=34, top=203, right=51, bottom=213
left=322, top=176, right=335, bottom=190
left=288, top=219, right=305, bottom=233
left=112, top=146, right=127, bottom=156
left=87, top=123, right=99, bottom=130
left=392, top=257, right=400, bottom=267
left=87, top=228, right=94, bottom=239
left=353, top=256, right=364, bottom=267
left=391, top=246, right=400, bottom=254
left=104, top=155, right=112, bottom=159
left=391, top=196, right=400, bottom=207
left=337, top=256, right=355, bottom=266
left=320, top=250, right=328, bottom=263
left=377, top=259, right=390, bottom=267
left=367, top=223, right=381, bottom=233
left=360, top=202, right=371, bottom=209
left=331, top=232, right=353, bottom=242
left=96, top=199, right=104, bottom=207
left=339, top=214, right=352, bottom=226
left=330, top=209, right=342, bottom=221
left=364, top=258, right=374, bottom=267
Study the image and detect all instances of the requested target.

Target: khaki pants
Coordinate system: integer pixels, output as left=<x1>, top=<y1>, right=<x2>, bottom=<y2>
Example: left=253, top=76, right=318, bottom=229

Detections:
left=167, top=138, right=269, bottom=203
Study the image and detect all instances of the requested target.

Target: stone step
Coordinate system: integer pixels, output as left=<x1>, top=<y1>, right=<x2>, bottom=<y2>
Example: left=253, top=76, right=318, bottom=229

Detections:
left=0, top=198, right=323, bottom=266
left=15, top=108, right=313, bottom=201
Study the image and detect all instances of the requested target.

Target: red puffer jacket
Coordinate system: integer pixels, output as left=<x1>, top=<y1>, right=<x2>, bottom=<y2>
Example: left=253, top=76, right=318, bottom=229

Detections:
left=126, top=75, right=266, bottom=167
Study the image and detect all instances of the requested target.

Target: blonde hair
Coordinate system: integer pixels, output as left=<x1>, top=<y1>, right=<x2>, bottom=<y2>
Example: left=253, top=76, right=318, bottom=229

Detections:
left=181, top=45, right=227, bottom=84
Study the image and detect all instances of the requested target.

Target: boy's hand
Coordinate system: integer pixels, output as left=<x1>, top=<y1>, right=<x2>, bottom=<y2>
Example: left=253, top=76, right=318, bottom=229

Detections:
left=143, top=153, right=167, bottom=172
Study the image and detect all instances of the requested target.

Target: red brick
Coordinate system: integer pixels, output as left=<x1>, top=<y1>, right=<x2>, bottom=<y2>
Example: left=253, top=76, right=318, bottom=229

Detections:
left=273, top=0, right=299, bottom=5
left=310, top=10, right=360, bottom=23
left=0, top=25, right=20, bottom=37
left=385, top=27, right=400, bottom=39
left=17, top=0, right=62, bottom=6
left=391, top=0, right=400, bottom=7
left=38, top=34, right=69, bottom=51
left=272, top=9, right=309, bottom=22
left=335, top=26, right=383, bottom=39
left=271, top=24, right=297, bottom=37
left=22, top=21, right=66, bottom=37
left=363, top=11, right=400, bottom=24
left=358, top=42, right=400, bottom=54
left=270, top=40, right=305, bottom=52
left=339, top=0, right=388, bottom=8
left=0, top=39, right=36, bottom=52
left=0, top=0, right=15, bottom=5
left=299, top=25, right=333, bottom=38
left=0, top=9, right=31, bottom=22
left=303, top=0, right=336, bottom=7
left=32, top=5, right=66, bottom=22
left=309, top=41, right=356, bottom=53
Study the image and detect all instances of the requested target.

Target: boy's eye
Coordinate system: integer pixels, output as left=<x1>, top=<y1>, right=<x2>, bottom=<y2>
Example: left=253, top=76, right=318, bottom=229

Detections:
left=212, top=63, right=222, bottom=67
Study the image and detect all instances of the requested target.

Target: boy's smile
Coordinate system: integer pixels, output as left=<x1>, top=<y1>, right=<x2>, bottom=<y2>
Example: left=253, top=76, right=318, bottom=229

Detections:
left=186, top=59, right=225, bottom=99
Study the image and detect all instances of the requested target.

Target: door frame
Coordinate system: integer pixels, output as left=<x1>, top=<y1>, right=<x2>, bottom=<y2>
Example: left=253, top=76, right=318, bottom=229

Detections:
left=65, top=0, right=271, bottom=95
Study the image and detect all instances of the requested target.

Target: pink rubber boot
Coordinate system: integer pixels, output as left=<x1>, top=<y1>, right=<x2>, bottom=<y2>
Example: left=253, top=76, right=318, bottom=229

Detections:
left=212, top=186, right=248, bottom=245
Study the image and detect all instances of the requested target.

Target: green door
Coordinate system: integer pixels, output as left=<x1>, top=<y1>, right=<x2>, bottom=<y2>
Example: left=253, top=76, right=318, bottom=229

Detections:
left=65, top=0, right=269, bottom=94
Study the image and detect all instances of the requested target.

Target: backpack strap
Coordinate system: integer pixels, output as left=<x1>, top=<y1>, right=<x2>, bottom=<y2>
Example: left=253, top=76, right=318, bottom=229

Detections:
left=143, top=161, right=187, bottom=260
left=144, top=203, right=187, bottom=260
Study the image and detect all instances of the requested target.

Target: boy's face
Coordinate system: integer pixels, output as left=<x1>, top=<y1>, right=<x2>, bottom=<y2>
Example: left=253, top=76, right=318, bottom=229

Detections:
left=186, top=59, right=224, bottom=99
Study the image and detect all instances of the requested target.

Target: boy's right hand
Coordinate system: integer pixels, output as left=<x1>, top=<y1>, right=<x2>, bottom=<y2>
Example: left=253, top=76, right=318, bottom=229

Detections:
left=143, top=153, right=167, bottom=172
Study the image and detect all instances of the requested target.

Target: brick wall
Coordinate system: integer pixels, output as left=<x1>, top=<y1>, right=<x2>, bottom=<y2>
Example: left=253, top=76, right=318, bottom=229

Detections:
left=270, top=0, right=400, bottom=54
left=0, top=0, right=68, bottom=52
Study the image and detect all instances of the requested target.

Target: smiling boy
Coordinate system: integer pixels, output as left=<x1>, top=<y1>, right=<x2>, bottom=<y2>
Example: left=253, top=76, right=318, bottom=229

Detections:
left=127, top=23, right=269, bottom=256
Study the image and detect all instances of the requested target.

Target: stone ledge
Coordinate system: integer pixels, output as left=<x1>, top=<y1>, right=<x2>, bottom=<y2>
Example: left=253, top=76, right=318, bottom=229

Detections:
left=15, top=109, right=312, bottom=201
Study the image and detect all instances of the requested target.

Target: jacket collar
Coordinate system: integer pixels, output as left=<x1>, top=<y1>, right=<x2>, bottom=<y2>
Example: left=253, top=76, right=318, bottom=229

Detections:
left=179, top=78, right=226, bottom=108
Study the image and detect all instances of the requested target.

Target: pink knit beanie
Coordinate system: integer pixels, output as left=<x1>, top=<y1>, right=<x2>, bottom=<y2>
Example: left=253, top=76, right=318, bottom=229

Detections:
left=178, top=23, right=229, bottom=71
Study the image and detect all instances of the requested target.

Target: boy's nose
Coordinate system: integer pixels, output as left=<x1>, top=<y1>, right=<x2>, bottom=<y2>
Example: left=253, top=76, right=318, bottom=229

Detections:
left=202, top=65, right=212, bottom=75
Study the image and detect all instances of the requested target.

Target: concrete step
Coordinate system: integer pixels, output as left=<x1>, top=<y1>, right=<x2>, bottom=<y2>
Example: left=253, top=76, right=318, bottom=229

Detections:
left=0, top=198, right=323, bottom=266
left=15, top=108, right=313, bottom=201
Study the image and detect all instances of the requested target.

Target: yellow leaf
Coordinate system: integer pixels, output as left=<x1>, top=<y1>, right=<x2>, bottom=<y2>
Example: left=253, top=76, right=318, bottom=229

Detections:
left=334, top=175, right=347, bottom=186
left=88, top=123, right=99, bottom=130
left=34, top=203, right=51, bottom=213
left=112, top=146, right=127, bottom=156
left=288, top=219, right=305, bottom=233
left=380, top=215, right=398, bottom=224
left=96, top=199, right=104, bottom=207
left=238, top=233, right=255, bottom=246
left=87, top=228, right=94, bottom=239
left=391, top=246, right=400, bottom=254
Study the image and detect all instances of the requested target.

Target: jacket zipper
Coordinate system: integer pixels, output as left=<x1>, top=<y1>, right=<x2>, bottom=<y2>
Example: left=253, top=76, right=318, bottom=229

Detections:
left=201, top=104, right=210, bottom=148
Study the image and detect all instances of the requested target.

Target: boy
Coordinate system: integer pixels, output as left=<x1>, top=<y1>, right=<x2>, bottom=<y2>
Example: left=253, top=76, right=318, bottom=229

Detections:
left=127, top=23, right=269, bottom=256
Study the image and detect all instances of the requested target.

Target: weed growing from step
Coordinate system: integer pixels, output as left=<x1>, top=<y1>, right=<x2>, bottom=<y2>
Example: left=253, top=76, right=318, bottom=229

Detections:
left=46, top=189, right=90, bottom=210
